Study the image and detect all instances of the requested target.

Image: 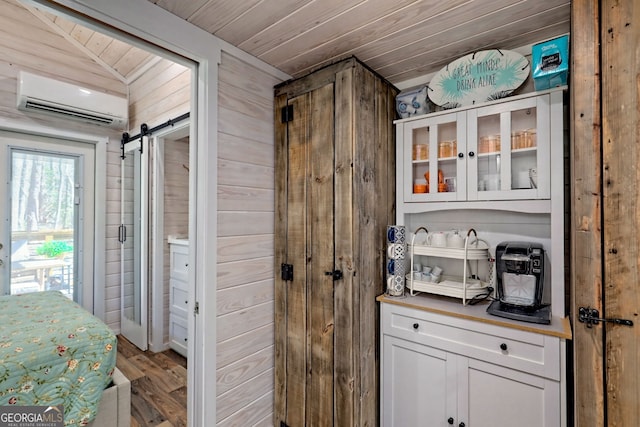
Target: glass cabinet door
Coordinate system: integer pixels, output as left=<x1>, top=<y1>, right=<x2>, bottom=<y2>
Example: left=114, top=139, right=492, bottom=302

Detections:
left=404, top=111, right=466, bottom=202
left=467, top=95, right=550, bottom=200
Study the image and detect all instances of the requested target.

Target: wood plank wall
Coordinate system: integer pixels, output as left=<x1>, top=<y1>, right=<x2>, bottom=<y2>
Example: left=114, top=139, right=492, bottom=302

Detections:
left=216, top=51, right=282, bottom=426
left=128, top=58, right=191, bottom=131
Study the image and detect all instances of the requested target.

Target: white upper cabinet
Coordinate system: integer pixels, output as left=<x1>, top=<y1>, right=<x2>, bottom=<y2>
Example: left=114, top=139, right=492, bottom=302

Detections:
left=397, top=89, right=563, bottom=209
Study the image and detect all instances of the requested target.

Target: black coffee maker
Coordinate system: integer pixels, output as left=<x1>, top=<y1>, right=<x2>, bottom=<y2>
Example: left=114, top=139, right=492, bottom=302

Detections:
left=487, top=241, right=551, bottom=324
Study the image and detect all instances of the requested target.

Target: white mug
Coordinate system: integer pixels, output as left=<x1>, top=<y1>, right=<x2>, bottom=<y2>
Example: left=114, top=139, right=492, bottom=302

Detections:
left=387, top=243, right=405, bottom=260
left=428, top=231, right=448, bottom=247
left=386, top=275, right=404, bottom=296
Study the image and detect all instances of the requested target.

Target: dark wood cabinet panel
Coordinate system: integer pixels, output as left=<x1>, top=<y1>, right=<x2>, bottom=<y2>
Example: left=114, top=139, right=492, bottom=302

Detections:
left=274, top=57, right=398, bottom=427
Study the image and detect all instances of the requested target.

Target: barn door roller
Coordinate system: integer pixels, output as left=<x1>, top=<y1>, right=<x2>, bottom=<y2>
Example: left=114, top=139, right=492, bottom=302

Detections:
left=578, top=306, right=634, bottom=328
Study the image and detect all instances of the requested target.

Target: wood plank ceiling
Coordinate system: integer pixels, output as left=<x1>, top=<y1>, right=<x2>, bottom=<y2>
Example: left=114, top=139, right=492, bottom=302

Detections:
left=21, top=1, right=160, bottom=84
left=146, top=0, right=571, bottom=85
left=28, top=0, right=570, bottom=86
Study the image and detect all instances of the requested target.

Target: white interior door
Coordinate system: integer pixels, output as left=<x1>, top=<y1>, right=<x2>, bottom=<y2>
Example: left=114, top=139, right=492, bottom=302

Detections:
left=0, top=130, right=95, bottom=310
left=120, top=136, right=149, bottom=350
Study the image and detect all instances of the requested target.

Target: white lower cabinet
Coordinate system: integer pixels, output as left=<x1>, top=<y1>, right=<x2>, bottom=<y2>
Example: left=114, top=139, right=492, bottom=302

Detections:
left=381, top=302, right=564, bottom=427
left=169, top=241, right=189, bottom=357
left=383, top=336, right=455, bottom=426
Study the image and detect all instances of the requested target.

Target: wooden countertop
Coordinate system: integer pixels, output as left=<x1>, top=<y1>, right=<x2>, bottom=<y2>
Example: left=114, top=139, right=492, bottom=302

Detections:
left=377, top=293, right=572, bottom=340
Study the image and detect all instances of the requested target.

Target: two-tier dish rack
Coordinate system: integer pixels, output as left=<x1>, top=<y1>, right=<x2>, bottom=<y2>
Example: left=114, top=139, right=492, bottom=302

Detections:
left=406, top=227, right=492, bottom=305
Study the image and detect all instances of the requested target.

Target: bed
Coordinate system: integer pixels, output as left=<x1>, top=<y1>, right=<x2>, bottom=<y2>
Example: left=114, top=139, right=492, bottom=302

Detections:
left=0, top=291, right=128, bottom=426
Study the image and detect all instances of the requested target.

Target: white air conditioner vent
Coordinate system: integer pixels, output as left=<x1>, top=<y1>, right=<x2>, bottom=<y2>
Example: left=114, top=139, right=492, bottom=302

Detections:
left=17, top=71, right=128, bottom=129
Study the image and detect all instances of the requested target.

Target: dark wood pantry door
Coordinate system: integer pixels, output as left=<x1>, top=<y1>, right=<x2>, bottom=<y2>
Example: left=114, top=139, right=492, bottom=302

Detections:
left=275, top=83, right=337, bottom=426
left=274, top=58, right=397, bottom=427
left=572, top=0, right=640, bottom=425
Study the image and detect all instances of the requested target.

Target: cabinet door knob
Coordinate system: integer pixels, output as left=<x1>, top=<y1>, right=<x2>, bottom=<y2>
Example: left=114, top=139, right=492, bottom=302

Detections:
left=448, top=417, right=454, bottom=424
left=500, top=343, right=508, bottom=351
left=457, top=152, right=464, bottom=158
left=459, top=423, right=466, bottom=427
left=468, top=151, right=475, bottom=158
left=412, top=323, right=419, bottom=330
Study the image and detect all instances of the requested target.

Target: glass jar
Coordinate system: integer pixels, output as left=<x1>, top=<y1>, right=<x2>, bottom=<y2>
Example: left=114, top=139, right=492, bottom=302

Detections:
left=511, top=131, right=525, bottom=150
left=478, top=136, right=489, bottom=153
left=523, top=128, right=537, bottom=148
left=488, top=134, right=501, bottom=152
left=413, top=143, right=428, bottom=160
left=413, top=179, right=427, bottom=193
left=438, top=140, right=453, bottom=158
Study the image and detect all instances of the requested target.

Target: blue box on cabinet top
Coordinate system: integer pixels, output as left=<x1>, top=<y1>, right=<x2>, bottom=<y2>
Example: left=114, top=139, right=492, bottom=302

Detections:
left=532, top=35, right=569, bottom=91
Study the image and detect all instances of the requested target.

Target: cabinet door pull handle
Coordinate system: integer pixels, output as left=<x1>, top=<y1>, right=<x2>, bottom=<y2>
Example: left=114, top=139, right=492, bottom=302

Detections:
left=412, top=323, right=419, bottom=330
left=459, top=423, right=466, bottom=427
left=185, top=300, right=188, bottom=304
left=457, top=152, right=464, bottom=158
left=500, top=342, right=508, bottom=351
left=448, top=417, right=454, bottom=424
left=468, top=151, right=475, bottom=158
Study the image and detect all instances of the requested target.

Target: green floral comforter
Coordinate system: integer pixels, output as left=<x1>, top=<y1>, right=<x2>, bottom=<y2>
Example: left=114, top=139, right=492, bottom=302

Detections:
left=0, top=291, right=117, bottom=426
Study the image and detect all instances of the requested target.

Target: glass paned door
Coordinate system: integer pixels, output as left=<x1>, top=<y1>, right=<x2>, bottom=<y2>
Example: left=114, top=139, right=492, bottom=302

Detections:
left=467, top=95, right=549, bottom=200
left=8, top=150, right=78, bottom=298
left=0, top=131, right=94, bottom=310
left=120, top=137, right=148, bottom=350
left=404, top=111, right=466, bottom=202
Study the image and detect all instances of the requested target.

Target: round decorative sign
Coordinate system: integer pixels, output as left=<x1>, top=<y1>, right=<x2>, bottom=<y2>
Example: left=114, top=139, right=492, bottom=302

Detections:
left=428, top=49, right=530, bottom=109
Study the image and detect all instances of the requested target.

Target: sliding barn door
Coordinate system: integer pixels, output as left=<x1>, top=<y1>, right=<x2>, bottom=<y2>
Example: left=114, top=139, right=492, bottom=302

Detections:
left=120, top=137, right=149, bottom=351
left=572, top=0, right=640, bottom=424
left=275, top=83, right=336, bottom=426
left=600, top=0, right=640, bottom=423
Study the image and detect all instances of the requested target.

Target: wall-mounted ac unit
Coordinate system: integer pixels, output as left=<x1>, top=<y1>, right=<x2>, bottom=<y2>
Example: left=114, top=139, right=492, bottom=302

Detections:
left=17, top=71, right=128, bottom=129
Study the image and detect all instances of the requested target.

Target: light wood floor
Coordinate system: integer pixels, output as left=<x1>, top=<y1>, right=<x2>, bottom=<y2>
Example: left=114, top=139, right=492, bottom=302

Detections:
left=116, top=335, right=188, bottom=427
